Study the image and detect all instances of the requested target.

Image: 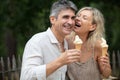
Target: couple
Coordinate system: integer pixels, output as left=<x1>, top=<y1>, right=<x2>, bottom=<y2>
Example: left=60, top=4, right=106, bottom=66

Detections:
left=20, top=0, right=111, bottom=80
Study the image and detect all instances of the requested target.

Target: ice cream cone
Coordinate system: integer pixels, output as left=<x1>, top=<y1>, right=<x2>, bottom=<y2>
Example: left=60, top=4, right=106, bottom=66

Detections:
left=101, top=38, right=108, bottom=56
left=74, top=35, right=83, bottom=50
left=102, top=47, right=108, bottom=56
left=75, top=44, right=82, bottom=50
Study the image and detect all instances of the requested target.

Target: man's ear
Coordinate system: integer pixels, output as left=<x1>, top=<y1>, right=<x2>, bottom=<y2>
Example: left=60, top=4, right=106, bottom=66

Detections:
left=50, top=16, right=56, bottom=25
left=89, top=24, right=96, bottom=31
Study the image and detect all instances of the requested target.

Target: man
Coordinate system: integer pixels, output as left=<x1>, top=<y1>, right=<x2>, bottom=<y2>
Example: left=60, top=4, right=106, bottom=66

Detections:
left=20, top=0, right=80, bottom=80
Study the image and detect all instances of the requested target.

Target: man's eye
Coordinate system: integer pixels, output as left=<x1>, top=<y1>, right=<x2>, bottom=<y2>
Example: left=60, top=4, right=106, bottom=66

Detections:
left=63, top=16, right=69, bottom=19
left=72, top=16, right=76, bottom=20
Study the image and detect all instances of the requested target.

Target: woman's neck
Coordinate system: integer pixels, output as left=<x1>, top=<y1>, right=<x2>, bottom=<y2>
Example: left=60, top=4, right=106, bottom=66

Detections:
left=78, top=34, right=92, bottom=50
left=78, top=34, right=88, bottom=43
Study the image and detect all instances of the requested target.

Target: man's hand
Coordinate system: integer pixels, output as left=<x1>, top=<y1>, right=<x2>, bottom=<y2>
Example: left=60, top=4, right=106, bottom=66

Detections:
left=58, top=49, right=81, bottom=65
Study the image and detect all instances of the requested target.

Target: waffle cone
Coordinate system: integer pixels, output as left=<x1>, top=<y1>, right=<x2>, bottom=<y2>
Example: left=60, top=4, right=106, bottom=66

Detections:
left=102, top=47, right=108, bottom=56
left=75, top=44, right=82, bottom=50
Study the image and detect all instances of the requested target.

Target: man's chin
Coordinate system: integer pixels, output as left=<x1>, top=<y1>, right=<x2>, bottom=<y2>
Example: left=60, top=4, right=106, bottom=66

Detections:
left=64, top=31, right=72, bottom=35
left=63, top=29, right=72, bottom=35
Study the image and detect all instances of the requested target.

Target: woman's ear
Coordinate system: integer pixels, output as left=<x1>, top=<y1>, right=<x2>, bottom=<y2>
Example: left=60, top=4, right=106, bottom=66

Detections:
left=50, top=16, right=56, bottom=25
left=89, top=24, right=96, bottom=31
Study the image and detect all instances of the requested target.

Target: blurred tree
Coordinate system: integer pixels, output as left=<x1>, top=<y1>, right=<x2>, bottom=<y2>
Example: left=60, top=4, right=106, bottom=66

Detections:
left=0, top=0, right=53, bottom=57
left=0, top=0, right=120, bottom=57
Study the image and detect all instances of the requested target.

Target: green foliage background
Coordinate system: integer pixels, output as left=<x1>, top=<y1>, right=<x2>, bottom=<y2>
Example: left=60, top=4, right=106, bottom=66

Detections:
left=0, top=0, right=120, bottom=57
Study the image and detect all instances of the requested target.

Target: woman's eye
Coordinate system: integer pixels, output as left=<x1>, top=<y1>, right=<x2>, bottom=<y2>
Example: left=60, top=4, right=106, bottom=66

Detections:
left=83, top=16, right=87, bottom=20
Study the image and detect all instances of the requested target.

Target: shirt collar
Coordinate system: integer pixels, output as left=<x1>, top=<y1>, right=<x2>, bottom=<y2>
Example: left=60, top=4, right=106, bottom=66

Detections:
left=46, top=28, right=68, bottom=50
left=46, top=28, right=58, bottom=43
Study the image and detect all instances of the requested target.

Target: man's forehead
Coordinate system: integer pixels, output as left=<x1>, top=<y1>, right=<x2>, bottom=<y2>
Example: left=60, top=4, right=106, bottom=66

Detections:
left=58, top=9, right=75, bottom=16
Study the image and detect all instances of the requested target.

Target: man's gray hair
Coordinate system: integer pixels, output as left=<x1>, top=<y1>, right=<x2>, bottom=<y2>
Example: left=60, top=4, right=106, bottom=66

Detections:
left=50, top=0, right=77, bottom=18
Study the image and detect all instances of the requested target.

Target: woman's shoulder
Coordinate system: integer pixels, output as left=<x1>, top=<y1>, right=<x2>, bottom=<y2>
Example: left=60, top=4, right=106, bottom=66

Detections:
left=95, top=39, right=102, bottom=49
left=94, top=39, right=102, bottom=57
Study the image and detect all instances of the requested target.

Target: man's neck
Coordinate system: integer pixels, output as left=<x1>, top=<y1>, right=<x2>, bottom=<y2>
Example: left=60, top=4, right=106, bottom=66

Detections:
left=51, top=27, right=64, bottom=43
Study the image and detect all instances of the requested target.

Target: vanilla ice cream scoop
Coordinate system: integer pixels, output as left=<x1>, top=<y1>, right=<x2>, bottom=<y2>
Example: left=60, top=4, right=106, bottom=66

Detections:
left=101, top=38, right=108, bottom=56
left=74, top=35, right=83, bottom=50
left=101, top=38, right=108, bottom=47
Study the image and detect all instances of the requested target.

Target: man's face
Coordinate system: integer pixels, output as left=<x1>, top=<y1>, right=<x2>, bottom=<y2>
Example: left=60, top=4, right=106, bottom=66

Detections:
left=52, top=9, right=76, bottom=36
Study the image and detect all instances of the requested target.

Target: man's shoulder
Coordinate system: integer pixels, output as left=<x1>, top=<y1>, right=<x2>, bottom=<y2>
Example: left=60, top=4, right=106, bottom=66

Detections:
left=31, top=28, right=51, bottom=40
left=28, top=31, right=48, bottom=44
left=33, top=31, right=47, bottom=39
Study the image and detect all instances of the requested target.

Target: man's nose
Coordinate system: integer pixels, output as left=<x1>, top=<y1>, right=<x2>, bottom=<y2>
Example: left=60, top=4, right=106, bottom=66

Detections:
left=68, top=19, right=74, bottom=24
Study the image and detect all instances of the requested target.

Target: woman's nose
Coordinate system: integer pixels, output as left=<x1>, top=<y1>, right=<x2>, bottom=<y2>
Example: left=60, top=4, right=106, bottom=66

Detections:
left=75, top=16, right=81, bottom=21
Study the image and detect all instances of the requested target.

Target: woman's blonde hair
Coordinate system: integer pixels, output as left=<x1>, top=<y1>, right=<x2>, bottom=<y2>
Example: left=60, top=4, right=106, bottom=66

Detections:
left=77, top=7, right=105, bottom=46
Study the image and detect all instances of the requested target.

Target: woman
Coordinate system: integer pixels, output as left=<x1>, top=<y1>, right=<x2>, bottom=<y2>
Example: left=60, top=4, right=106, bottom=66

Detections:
left=66, top=7, right=111, bottom=80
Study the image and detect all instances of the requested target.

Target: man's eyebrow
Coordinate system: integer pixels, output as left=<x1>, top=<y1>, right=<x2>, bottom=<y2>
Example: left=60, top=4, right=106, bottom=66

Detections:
left=62, top=15, right=70, bottom=18
left=62, top=15, right=76, bottom=19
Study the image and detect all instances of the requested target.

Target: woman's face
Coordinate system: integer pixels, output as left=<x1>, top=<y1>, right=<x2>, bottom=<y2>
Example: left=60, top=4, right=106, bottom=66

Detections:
left=74, top=10, right=96, bottom=35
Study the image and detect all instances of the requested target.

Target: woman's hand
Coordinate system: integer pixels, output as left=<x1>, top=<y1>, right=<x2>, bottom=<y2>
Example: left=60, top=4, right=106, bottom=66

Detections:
left=98, top=54, right=111, bottom=78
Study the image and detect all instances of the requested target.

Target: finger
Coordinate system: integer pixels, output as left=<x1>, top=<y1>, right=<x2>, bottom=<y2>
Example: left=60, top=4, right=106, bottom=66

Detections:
left=98, top=58, right=110, bottom=66
left=100, top=58, right=109, bottom=64
left=66, top=49, right=81, bottom=53
left=69, top=55, right=80, bottom=60
left=98, top=56, right=109, bottom=61
left=68, top=55, right=80, bottom=62
left=67, top=52, right=80, bottom=57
